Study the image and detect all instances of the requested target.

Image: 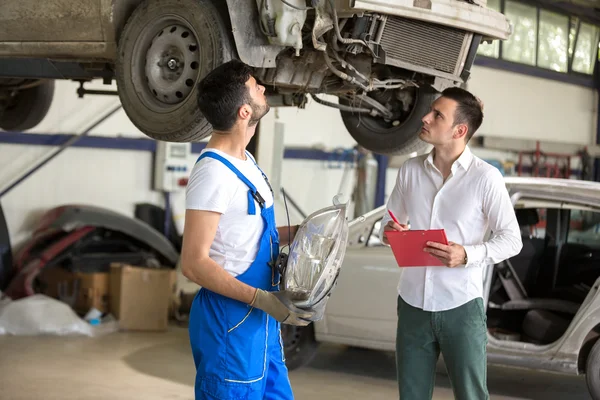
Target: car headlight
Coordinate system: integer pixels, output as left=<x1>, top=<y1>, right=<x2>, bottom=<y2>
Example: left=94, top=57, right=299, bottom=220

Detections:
left=282, top=200, right=349, bottom=314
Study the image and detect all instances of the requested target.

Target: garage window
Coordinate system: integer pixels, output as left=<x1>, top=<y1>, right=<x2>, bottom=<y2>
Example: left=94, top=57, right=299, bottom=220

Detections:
left=538, top=10, right=569, bottom=72
left=568, top=17, right=578, bottom=63
left=572, top=22, right=600, bottom=75
left=477, top=0, right=501, bottom=58
left=502, top=1, right=538, bottom=66
left=476, top=2, right=600, bottom=80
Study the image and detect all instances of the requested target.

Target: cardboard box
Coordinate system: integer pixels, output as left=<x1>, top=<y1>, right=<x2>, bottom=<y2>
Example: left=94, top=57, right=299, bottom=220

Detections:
left=109, top=263, right=176, bottom=331
left=39, top=267, right=110, bottom=314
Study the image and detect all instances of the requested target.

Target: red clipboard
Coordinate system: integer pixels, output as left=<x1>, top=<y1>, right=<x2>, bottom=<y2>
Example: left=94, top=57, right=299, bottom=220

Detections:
left=384, top=229, right=449, bottom=267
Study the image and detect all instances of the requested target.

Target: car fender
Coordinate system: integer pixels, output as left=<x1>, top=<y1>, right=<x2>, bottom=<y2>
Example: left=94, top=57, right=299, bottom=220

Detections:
left=40, top=205, right=178, bottom=266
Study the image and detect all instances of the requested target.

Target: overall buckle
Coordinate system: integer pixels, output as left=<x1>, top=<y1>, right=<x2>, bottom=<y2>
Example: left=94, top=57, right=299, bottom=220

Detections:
left=251, top=191, right=266, bottom=208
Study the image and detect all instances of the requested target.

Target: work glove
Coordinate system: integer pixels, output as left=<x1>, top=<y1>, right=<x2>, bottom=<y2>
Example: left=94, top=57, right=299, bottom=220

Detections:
left=250, top=289, right=316, bottom=326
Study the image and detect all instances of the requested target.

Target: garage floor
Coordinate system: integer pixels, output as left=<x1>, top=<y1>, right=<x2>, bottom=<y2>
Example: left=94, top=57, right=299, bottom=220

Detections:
left=0, top=327, right=591, bottom=400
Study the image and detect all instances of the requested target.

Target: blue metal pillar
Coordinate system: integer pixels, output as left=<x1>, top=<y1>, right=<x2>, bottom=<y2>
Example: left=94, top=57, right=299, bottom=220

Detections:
left=374, top=154, right=388, bottom=207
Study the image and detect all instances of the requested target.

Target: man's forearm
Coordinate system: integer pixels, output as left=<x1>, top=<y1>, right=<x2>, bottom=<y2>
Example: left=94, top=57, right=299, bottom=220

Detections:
left=277, top=224, right=299, bottom=246
left=464, top=231, right=523, bottom=267
left=182, top=257, right=256, bottom=304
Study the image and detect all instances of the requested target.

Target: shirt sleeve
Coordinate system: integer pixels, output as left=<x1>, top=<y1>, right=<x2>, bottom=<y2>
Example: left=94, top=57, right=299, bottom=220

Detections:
left=379, top=164, right=409, bottom=243
left=185, top=160, right=236, bottom=213
left=463, top=168, right=523, bottom=268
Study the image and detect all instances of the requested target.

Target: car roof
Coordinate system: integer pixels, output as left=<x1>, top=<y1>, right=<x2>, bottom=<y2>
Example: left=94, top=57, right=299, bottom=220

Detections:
left=347, top=177, right=600, bottom=243
left=504, top=177, right=600, bottom=209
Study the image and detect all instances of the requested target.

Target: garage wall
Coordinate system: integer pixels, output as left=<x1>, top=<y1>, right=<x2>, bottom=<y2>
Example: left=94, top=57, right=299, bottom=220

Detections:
left=28, top=66, right=599, bottom=147
left=30, top=80, right=143, bottom=138
left=2, top=65, right=596, bottom=247
left=466, top=66, right=597, bottom=145
left=0, top=144, right=167, bottom=248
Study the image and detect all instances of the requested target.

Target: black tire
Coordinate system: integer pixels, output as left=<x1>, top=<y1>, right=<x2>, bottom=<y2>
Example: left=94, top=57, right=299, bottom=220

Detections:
left=282, top=324, right=319, bottom=371
left=0, top=80, right=54, bottom=131
left=587, top=339, right=600, bottom=400
left=339, top=86, right=438, bottom=155
left=116, top=0, right=234, bottom=142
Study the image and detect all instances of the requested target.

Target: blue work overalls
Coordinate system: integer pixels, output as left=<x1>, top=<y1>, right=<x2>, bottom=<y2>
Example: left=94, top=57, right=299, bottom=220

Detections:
left=188, top=150, right=294, bottom=400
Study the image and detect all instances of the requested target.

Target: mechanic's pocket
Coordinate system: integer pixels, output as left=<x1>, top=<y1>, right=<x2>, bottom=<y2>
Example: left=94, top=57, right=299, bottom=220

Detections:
left=225, top=301, right=267, bottom=382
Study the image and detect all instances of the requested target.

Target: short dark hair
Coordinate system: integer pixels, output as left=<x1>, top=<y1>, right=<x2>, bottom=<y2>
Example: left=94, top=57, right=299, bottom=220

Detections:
left=196, top=60, right=253, bottom=131
left=440, top=87, right=484, bottom=141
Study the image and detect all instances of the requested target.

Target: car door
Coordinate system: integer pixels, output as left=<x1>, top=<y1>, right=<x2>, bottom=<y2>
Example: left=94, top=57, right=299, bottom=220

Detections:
left=323, top=219, right=401, bottom=347
left=0, top=0, right=104, bottom=42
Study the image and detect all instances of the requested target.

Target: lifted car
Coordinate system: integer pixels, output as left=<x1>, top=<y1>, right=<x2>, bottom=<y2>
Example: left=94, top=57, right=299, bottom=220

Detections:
left=0, top=0, right=509, bottom=154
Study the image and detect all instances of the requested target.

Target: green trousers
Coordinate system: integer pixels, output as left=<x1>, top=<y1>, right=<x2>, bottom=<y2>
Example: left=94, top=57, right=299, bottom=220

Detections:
left=396, top=295, right=489, bottom=400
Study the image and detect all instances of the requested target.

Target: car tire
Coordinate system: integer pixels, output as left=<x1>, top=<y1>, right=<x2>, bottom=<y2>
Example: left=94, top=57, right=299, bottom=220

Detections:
left=339, top=86, right=437, bottom=155
left=282, top=324, right=319, bottom=371
left=116, top=0, right=234, bottom=142
left=0, top=80, right=54, bottom=131
left=586, top=339, right=600, bottom=400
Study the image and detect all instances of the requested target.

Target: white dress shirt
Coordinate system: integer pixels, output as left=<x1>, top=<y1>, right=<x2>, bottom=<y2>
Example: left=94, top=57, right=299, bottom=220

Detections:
left=379, top=146, right=522, bottom=312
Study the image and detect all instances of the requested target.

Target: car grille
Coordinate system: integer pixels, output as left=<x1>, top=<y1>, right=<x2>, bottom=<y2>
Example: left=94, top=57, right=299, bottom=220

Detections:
left=379, top=16, right=469, bottom=76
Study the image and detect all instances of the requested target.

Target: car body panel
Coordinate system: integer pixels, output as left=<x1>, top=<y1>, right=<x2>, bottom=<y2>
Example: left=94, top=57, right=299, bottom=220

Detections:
left=319, top=247, right=400, bottom=344
left=0, top=0, right=508, bottom=67
left=505, top=177, right=600, bottom=209
left=315, top=177, right=600, bottom=376
left=41, top=205, right=179, bottom=266
left=0, top=1, right=104, bottom=43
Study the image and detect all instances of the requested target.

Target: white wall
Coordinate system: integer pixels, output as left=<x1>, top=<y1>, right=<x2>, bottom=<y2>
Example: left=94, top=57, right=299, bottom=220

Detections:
left=33, top=67, right=598, bottom=146
left=0, top=145, right=164, bottom=248
left=466, top=66, right=597, bottom=145
left=273, top=97, right=357, bottom=149
left=1, top=65, right=596, bottom=248
left=31, top=80, right=144, bottom=137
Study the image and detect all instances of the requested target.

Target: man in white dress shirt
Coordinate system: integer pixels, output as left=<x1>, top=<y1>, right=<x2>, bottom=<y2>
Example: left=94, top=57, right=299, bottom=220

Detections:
left=380, top=87, right=523, bottom=400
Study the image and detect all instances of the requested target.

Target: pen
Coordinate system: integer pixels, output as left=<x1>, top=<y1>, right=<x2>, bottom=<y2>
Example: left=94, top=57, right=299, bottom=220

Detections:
left=388, top=209, right=400, bottom=225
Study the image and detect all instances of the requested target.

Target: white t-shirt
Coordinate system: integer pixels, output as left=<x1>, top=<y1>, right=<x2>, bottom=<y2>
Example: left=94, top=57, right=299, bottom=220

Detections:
left=185, top=149, right=274, bottom=277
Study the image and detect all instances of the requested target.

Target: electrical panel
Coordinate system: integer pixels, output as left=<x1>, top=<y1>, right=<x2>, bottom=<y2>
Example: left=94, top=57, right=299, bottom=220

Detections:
left=154, top=141, right=192, bottom=192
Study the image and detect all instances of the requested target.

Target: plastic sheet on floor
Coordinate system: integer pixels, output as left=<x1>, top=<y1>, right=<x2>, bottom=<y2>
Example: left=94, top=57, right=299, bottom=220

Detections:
left=0, top=292, right=118, bottom=337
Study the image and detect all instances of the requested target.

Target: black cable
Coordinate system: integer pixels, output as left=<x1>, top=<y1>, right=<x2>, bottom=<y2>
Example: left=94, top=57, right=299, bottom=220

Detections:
left=281, top=187, right=292, bottom=248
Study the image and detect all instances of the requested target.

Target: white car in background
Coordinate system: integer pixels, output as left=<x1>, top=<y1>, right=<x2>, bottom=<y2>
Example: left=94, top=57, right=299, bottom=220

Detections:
left=283, top=177, right=600, bottom=400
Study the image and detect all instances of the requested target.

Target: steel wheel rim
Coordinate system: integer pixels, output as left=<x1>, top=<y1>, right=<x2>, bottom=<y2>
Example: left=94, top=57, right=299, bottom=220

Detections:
left=131, top=16, right=201, bottom=113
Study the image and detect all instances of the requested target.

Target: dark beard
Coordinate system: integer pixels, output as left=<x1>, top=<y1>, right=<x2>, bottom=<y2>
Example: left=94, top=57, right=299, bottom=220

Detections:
left=248, top=101, right=270, bottom=127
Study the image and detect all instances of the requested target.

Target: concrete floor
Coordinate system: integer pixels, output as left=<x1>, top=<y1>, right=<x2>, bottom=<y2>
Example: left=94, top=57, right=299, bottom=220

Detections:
left=0, top=327, right=591, bottom=400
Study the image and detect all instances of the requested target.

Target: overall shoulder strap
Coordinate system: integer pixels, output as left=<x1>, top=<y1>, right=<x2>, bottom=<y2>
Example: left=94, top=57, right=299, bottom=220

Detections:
left=197, top=151, right=265, bottom=214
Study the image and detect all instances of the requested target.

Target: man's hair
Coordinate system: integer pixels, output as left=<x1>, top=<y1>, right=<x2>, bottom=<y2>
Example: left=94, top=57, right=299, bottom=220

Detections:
left=196, top=60, right=254, bottom=131
left=440, top=87, right=484, bottom=141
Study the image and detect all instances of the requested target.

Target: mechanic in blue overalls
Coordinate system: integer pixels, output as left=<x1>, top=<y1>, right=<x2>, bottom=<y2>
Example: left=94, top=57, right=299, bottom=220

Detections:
left=180, top=60, right=315, bottom=400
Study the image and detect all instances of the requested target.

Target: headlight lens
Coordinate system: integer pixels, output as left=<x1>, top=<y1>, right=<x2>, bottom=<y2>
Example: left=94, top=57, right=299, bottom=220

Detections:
left=283, top=201, right=349, bottom=310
